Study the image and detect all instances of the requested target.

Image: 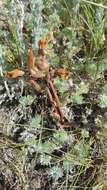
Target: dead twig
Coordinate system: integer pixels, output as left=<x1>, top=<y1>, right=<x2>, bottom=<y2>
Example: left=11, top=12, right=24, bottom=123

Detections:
left=47, top=73, right=64, bottom=123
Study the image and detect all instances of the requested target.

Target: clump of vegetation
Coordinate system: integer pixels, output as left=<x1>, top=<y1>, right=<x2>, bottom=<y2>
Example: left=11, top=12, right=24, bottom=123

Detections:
left=0, top=0, right=107, bottom=189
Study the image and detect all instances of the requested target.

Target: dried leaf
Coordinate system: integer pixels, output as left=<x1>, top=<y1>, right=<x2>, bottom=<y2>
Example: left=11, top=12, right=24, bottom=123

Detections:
left=55, top=68, right=70, bottom=79
left=5, top=69, right=25, bottom=78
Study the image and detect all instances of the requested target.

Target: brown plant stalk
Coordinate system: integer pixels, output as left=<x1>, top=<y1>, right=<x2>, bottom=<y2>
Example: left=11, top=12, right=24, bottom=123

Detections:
left=47, top=73, right=64, bottom=123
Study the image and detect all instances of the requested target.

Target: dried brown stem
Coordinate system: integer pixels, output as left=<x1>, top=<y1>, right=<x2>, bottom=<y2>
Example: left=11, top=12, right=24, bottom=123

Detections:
left=47, top=73, right=64, bottom=123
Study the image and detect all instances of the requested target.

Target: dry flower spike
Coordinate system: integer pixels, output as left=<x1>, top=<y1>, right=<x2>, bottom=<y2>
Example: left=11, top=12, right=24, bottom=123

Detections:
left=5, top=69, right=25, bottom=78
left=55, top=68, right=71, bottom=80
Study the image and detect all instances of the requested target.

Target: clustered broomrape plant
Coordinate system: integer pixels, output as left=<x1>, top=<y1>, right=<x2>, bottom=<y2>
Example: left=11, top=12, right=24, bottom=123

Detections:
left=0, top=0, right=107, bottom=189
